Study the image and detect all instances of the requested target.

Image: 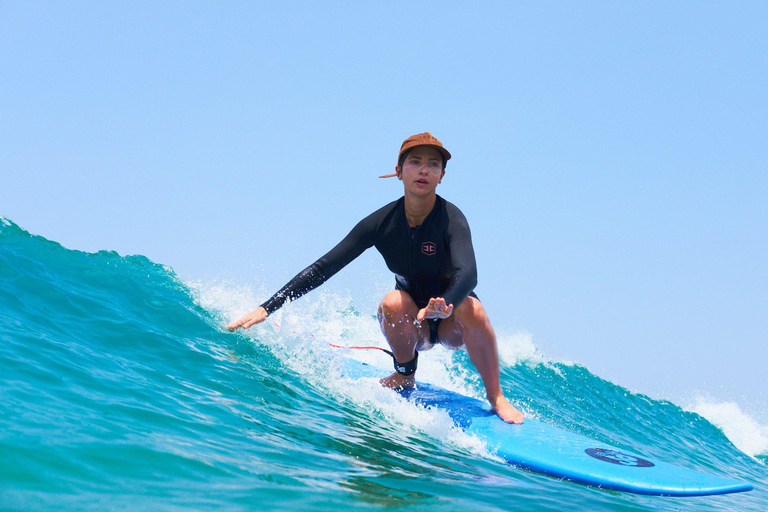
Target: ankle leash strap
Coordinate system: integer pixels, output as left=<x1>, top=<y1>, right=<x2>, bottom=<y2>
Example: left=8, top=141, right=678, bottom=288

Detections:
left=394, top=351, right=418, bottom=376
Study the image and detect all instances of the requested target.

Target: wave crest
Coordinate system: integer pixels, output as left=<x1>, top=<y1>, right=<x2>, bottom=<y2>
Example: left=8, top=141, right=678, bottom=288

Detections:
left=690, top=398, right=768, bottom=460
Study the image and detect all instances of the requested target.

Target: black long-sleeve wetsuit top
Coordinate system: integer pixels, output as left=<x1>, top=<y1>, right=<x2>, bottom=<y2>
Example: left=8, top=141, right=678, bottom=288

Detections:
left=260, top=195, right=478, bottom=315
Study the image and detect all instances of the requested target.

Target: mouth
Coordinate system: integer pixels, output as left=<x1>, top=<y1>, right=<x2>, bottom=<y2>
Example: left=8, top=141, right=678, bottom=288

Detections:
left=415, top=179, right=429, bottom=186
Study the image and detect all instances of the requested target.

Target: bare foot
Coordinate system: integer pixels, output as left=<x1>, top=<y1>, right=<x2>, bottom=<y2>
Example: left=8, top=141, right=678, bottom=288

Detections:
left=490, top=395, right=524, bottom=424
left=379, top=372, right=415, bottom=390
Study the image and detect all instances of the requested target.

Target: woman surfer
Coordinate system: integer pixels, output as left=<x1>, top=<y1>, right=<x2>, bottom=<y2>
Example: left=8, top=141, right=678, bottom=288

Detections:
left=227, top=132, right=524, bottom=424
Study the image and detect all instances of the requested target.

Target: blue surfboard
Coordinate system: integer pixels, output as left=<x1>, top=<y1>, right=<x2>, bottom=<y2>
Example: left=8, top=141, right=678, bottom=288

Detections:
left=343, top=358, right=753, bottom=497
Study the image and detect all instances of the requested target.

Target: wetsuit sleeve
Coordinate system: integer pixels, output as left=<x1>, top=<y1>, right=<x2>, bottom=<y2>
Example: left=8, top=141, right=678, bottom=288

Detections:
left=442, top=205, right=478, bottom=308
left=259, top=214, right=378, bottom=315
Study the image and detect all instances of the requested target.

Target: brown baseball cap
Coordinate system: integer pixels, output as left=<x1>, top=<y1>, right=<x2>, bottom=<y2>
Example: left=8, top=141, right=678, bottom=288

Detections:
left=380, top=132, right=451, bottom=178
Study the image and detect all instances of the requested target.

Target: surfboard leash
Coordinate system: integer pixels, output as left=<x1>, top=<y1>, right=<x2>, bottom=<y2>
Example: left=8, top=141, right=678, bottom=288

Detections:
left=328, top=343, right=418, bottom=376
left=328, top=343, right=394, bottom=358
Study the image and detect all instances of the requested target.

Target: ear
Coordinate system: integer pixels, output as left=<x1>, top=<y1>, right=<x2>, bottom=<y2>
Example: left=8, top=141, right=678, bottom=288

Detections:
left=395, top=165, right=402, bottom=180
left=438, top=169, right=445, bottom=184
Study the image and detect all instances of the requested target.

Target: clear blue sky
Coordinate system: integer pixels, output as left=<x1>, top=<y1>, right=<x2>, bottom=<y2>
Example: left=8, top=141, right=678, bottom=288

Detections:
left=2, top=2, right=766, bottom=420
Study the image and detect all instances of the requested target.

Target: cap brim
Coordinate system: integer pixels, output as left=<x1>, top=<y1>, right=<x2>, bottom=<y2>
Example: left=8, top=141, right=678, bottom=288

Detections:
left=399, top=143, right=451, bottom=162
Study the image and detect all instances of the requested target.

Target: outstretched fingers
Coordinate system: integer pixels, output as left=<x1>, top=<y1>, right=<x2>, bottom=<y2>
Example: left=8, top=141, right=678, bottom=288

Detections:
left=226, top=307, right=268, bottom=331
left=416, top=297, right=454, bottom=322
left=225, top=319, right=243, bottom=331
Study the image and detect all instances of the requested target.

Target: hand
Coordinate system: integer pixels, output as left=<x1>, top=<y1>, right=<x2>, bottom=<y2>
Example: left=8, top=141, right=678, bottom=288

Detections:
left=416, top=297, right=454, bottom=322
left=226, top=307, right=268, bottom=331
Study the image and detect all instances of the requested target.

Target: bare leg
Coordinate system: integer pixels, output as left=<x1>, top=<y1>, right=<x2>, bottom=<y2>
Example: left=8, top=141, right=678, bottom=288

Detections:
left=377, top=290, right=431, bottom=389
left=439, top=298, right=524, bottom=424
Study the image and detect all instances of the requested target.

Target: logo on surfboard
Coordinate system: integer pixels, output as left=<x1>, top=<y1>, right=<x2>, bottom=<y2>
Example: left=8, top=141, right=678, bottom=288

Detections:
left=585, top=448, right=655, bottom=468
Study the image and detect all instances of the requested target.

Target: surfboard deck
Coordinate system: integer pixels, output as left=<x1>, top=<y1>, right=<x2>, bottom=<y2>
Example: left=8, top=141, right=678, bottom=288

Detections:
left=343, top=358, right=753, bottom=497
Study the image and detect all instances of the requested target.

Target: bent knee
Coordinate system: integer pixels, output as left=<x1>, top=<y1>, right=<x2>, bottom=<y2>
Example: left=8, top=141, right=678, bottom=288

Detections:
left=453, top=297, right=490, bottom=328
left=378, top=291, right=416, bottom=318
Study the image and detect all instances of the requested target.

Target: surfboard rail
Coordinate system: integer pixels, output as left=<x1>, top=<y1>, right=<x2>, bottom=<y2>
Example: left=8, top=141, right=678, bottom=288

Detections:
left=342, top=358, right=754, bottom=497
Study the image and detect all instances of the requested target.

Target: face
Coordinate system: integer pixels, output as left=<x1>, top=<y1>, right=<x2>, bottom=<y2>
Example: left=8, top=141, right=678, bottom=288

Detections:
left=396, top=146, right=445, bottom=197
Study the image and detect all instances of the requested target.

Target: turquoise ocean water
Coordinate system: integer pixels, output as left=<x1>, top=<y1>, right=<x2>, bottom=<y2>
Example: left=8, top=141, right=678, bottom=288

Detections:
left=1, top=218, right=766, bottom=511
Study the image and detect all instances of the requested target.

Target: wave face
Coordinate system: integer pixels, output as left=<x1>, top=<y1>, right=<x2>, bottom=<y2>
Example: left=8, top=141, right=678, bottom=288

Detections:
left=1, top=218, right=766, bottom=511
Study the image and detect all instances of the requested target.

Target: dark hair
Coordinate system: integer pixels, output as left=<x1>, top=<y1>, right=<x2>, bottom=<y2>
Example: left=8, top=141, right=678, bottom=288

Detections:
left=398, top=149, right=447, bottom=170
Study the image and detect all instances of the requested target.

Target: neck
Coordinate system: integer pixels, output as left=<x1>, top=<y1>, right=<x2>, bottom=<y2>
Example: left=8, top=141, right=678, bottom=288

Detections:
left=403, top=192, right=437, bottom=228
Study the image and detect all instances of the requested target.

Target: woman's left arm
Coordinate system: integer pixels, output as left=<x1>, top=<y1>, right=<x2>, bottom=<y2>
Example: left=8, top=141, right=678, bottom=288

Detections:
left=440, top=204, right=478, bottom=310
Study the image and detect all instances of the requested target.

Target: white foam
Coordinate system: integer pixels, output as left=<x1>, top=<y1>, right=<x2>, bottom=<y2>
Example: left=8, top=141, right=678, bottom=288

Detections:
left=496, top=330, right=546, bottom=367
left=689, top=398, right=768, bottom=459
left=186, top=279, right=503, bottom=462
left=188, top=279, right=768, bottom=464
left=330, top=375, right=501, bottom=462
left=187, top=278, right=270, bottom=322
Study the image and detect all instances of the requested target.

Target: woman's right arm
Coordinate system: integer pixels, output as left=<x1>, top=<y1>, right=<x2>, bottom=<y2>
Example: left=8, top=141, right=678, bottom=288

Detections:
left=225, top=211, right=381, bottom=331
